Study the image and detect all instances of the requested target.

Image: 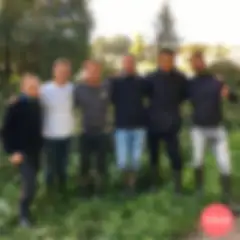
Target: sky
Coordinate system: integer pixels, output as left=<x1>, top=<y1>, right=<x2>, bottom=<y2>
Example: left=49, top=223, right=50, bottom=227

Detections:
left=90, top=0, right=240, bottom=45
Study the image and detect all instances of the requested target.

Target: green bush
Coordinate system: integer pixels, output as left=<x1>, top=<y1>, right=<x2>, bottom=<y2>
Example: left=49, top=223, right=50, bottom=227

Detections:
left=208, top=60, right=240, bottom=130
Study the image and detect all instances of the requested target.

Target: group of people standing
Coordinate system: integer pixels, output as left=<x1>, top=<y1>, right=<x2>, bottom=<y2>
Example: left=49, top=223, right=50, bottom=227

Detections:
left=1, top=48, right=237, bottom=227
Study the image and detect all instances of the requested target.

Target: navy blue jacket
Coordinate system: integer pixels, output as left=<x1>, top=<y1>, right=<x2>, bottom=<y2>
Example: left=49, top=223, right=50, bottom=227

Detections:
left=1, top=95, right=43, bottom=158
left=188, top=72, right=238, bottom=126
left=145, top=69, right=187, bottom=132
left=110, top=74, right=147, bottom=128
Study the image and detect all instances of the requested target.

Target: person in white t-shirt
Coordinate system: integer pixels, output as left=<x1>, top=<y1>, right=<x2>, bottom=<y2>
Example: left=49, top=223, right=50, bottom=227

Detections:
left=41, top=58, right=74, bottom=193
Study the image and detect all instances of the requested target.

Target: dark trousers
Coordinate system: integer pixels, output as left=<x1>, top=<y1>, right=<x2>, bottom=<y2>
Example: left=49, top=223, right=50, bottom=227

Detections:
left=44, top=138, right=71, bottom=188
left=80, top=133, right=107, bottom=177
left=147, top=130, right=182, bottom=171
left=19, top=155, right=39, bottom=219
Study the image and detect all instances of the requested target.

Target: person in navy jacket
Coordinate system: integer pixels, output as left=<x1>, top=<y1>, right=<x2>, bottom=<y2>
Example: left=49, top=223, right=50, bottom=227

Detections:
left=188, top=51, right=238, bottom=204
left=110, top=55, right=146, bottom=194
left=1, top=74, right=43, bottom=227
left=145, top=48, right=187, bottom=194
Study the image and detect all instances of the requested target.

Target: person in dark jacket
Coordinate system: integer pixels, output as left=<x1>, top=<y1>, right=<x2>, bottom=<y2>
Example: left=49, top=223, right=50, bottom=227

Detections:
left=74, top=60, right=110, bottom=197
left=188, top=51, right=238, bottom=204
left=145, top=48, right=187, bottom=194
left=110, top=55, right=146, bottom=194
left=1, top=74, right=43, bottom=227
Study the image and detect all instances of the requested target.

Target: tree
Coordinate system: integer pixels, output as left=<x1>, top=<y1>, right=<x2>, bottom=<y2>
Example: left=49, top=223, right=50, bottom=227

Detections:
left=129, top=34, right=146, bottom=61
left=214, top=45, right=229, bottom=60
left=154, top=2, right=179, bottom=51
left=26, top=0, right=92, bottom=78
left=91, top=35, right=131, bottom=59
left=0, top=0, right=34, bottom=95
left=0, top=0, right=92, bottom=80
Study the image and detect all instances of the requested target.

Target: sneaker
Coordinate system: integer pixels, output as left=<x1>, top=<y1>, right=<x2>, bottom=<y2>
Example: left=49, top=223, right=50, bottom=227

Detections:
left=20, top=218, right=31, bottom=228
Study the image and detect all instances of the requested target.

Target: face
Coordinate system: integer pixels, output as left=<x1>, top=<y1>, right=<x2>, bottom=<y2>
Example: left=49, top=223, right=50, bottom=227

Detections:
left=122, top=55, right=135, bottom=73
left=53, top=62, right=71, bottom=84
left=190, top=55, right=205, bottom=72
left=85, top=61, right=101, bottom=84
left=21, top=76, right=40, bottom=97
left=158, top=53, right=175, bottom=72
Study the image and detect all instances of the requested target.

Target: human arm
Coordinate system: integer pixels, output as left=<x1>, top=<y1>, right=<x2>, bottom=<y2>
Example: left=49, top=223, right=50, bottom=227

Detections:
left=1, top=103, right=24, bottom=164
left=216, top=75, right=238, bottom=103
left=221, top=84, right=238, bottom=103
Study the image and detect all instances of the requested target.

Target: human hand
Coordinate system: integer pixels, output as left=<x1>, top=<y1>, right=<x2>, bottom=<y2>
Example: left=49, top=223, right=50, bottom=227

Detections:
left=7, top=96, right=18, bottom=105
left=9, top=152, right=23, bottom=165
left=221, top=85, right=229, bottom=98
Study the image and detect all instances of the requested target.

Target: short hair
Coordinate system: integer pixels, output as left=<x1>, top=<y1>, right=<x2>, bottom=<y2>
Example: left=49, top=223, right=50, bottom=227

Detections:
left=21, top=72, right=38, bottom=79
left=158, top=48, right=175, bottom=56
left=20, top=73, right=40, bottom=86
left=83, top=59, right=101, bottom=68
left=191, top=50, right=204, bottom=59
left=53, top=58, right=71, bottom=67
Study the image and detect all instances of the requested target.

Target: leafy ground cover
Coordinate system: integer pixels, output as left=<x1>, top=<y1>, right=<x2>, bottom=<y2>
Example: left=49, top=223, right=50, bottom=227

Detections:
left=0, top=131, right=240, bottom=240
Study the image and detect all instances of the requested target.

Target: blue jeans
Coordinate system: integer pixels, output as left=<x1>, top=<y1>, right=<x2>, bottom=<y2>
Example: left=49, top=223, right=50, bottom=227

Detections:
left=44, top=138, right=71, bottom=188
left=114, top=129, right=145, bottom=170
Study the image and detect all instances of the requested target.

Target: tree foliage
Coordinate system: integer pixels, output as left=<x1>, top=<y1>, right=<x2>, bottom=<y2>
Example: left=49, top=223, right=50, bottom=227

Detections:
left=129, top=34, right=146, bottom=61
left=209, top=60, right=240, bottom=128
left=155, top=3, right=179, bottom=51
left=0, top=0, right=92, bottom=81
left=91, top=35, right=131, bottom=59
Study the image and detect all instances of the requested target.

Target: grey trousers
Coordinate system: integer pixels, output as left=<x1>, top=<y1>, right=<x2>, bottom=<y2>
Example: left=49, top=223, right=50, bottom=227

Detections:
left=190, top=126, right=231, bottom=174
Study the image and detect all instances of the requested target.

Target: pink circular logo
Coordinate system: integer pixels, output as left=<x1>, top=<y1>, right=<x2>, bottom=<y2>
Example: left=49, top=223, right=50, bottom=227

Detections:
left=200, top=203, right=234, bottom=237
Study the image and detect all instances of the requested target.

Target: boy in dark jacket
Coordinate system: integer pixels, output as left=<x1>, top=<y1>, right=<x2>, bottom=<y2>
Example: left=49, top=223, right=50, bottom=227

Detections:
left=145, top=48, right=187, bottom=194
left=110, top=55, right=146, bottom=194
left=1, top=74, right=43, bottom=227
left=188, top=51, right=238, bottom=204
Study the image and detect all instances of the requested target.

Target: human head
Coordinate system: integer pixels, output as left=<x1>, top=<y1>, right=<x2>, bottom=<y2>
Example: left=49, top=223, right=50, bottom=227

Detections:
left=190, top=51, right=206, bottom=73
left=52, top=58, right=71, bottom=84
left=20, top=73, right=40, bottom=97
left=122, top=54, right=136, bottom=74
left=84, top=60, right=102, bottom=85
left=158, top=48, right=175, bottom=72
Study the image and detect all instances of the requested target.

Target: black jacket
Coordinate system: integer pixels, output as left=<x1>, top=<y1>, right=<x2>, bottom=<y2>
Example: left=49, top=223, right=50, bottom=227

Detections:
left=1, top=95, right=43, bottom=158
left=145, top=69, right=187, bottom=132
left=110, top=74, right=147, bottom=128
left=188, top=73, right=238, bottom=126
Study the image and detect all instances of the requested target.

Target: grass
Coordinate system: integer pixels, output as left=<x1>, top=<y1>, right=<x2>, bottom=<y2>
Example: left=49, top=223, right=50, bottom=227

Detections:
left=0, top=131, right=240, bottom=240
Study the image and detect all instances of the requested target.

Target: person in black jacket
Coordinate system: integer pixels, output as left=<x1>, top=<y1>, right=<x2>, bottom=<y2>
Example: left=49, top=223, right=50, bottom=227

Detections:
left=145, top=48, right=187, bottom=194
left=1, top=74, right=43, bottom=227
left=188, top=51, right=237, bottom=203
left=110, top=55, right=146, bottom=194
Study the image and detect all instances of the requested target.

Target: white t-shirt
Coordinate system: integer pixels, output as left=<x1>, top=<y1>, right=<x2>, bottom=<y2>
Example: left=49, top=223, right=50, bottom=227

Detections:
left=41, top=81, right=74, bottom=139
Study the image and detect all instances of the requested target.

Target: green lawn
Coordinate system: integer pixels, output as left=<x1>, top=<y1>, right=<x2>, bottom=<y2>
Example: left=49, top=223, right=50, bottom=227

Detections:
left=0, top=131, right=240, bottom=240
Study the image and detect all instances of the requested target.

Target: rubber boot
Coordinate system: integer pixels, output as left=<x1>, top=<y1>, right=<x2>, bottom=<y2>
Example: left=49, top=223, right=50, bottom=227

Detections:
left=149, top=167, right=159, bottom=192
left=194, top=167, right=204, bottom=196
left=220, top=174, right=231, bottom=205
left=173, top=170, right=182, bottom=195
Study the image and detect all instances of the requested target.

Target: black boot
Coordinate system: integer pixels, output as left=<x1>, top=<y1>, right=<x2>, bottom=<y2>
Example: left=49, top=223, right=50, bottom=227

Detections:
left=194, top=167, right=204, bottom=196
left=94, top=174, right=106, bottom=198
left=149, top=167, right=159, bottom=192
left=220, top=174, right=231, bottom=204
left=173, top=170, right=182, bottom=195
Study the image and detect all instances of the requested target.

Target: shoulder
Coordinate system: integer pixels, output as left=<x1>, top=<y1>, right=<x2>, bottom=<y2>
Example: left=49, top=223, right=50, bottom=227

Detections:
left=174, top=70, right=187, bottom=81
left=74, top=82, right=85, bottom=92
left=6, top=96, right=25, bottom=111
left=40, top=81, right=54, bottom=95
left=144, top=70, right=158, bottom=80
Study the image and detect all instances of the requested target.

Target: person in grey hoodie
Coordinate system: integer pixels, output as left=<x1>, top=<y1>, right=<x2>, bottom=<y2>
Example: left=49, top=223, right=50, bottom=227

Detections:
left=74, top=60, right=110, bottom=197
